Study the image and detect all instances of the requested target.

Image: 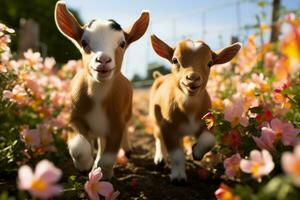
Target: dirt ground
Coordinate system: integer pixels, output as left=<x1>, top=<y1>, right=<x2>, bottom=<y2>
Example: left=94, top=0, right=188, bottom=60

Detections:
left=110, top=89, right=219, bottom=200
left=112, top=130, right=219, bottom=200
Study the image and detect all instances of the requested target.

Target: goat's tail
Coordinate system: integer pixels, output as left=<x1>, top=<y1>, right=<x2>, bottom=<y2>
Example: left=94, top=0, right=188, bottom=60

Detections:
left=152, top=71, right=162, bottom=79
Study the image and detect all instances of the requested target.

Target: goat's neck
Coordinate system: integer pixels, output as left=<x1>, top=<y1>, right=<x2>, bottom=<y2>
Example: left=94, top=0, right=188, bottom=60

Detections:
left=85, top=70, right=116, bottom=100
left=175, top=86, right=205, bottom=113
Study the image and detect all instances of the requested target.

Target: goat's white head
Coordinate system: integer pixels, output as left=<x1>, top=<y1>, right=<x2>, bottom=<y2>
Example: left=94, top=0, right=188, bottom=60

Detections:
left=55, top=1, right=149, bottom=82
left=151, top=35, right=241, bottom=96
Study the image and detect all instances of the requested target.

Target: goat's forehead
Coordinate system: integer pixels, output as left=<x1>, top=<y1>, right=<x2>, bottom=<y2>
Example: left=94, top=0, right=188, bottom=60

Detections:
left=175, top=40, right=211, bottom=57
left=83, top=19, right=124, bottom=39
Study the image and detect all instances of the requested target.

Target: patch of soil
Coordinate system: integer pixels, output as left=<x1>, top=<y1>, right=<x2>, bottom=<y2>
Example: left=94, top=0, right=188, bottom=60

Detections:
left=112, top=129, right=220, bottom=200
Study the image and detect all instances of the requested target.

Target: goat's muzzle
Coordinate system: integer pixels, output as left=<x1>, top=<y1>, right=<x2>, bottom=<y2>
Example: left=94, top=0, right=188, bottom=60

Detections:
left=92, top=65, right=115, bottom=79
left=182, top=82, right=201, bottom=96
left=181, top=73, right=202, bottom=96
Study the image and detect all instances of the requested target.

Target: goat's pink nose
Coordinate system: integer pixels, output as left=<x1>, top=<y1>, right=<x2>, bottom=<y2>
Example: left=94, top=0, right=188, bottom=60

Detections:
left=96, top=54, right=112, bottom=64
left=186, top=73, right=200, bottom=81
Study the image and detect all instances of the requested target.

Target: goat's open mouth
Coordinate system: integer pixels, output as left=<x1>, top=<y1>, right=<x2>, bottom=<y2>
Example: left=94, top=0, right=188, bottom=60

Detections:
left=94, top=67, right=115, bottom=77
left=182, top=82, right=201, bottom=95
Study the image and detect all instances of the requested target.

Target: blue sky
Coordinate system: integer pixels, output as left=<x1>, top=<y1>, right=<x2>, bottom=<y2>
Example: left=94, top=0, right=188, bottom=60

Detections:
left=65, top=0, right=299, bottom=79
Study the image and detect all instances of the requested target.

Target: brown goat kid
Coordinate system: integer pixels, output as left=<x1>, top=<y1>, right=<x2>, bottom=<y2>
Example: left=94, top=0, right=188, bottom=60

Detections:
left=149, top=34, right=241, bottom=184
left=54, top=1, right=149, bottom=179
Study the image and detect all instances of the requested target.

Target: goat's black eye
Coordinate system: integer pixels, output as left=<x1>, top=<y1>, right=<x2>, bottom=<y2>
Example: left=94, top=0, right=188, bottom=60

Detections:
left=119, top=41, right=126, bottom=49
left=208, top=61, right=213, bottom=68
left=81, top=40, right=88, bottom=48
left=81, top=40, right=91, bottom=53
left=172, top=58, right=178, bottom=64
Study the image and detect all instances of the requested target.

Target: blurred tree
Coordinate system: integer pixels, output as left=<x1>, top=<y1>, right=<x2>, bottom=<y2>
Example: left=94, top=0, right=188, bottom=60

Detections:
left=146, top=62, right=170, bottom=80
left=0, top=0, right=82, bottom=63
left=131, top=62, right=170, bottom=88
left=131, top=74, right=143, bottom=82
left=270, top=0, right=281, bottom=43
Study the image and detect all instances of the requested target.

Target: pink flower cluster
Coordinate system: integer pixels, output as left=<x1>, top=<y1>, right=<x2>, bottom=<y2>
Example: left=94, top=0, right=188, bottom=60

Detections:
left=253, top=118, right=300, bottom=152
left=1, top=48, right=80, bottom=153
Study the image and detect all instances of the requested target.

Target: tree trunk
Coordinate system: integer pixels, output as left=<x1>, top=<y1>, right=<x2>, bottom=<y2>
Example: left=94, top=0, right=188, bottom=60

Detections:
left=270, top=0, right=281, bottom=43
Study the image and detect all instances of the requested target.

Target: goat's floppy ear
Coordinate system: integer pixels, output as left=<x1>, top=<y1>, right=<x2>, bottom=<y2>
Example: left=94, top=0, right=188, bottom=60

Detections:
left=55, top=1, right=83, bottom=44
left=213, top=43, right=241, bottom=65
left=124, top=11, right=149, bottom=45
left=151, top=34, right=174, bottom=62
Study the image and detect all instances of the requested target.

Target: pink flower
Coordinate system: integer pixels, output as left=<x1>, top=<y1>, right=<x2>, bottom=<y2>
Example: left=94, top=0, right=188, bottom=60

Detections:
left=253, top=128, right=276, bottom=152
left=84, top=167, right=114, bottom=200
left=224, top=153, right=241, bottom=179
left=20, top=124, right=55, bottom=152
left=240, top=150, right=274, bottom=181
left=224, top=100, right=249, bottom=127
left=23, top=49, right=43, bottom=67
left=3, top=84, right=27, bottom=104
left=18, top=160, right=63, bottom=199
left=50, top=111, right=70, bottom=129
left=251, top=73, right=269, bottom=93
left=0, top=23, right=15, bottom=34
left=23, top=73, right=45, bottom=99
left=62, top=60, right=81, bottom=74
left=37, top=124, right=54, bottom=146
left=50, top=91, right=68, bottom=107
left=43, top=57, right=56, bottom=73
left=281, top=145, right=300, bottom=187
left=266, top=118, right=300, bottom=146
left=21, top=128, right=41, bottom=148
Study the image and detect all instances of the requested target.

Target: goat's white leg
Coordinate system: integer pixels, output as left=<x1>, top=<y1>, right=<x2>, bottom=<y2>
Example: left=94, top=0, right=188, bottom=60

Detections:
left=192, top=130, right=215, bottom=160
left=68, top=134, right=94, bottom=171
left=92, top=137, right=105, bottom=170
left=154, top=136, right=167, bottom=165
left=169, top=148, right=187, bottom=183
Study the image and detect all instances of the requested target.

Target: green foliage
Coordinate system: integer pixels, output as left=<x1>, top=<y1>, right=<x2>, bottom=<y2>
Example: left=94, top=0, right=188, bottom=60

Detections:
left=233, top=176, right=299, bottom=200
left=0, top=72, right=24, bottom=173
left=283, top=72, right=300, bottom=127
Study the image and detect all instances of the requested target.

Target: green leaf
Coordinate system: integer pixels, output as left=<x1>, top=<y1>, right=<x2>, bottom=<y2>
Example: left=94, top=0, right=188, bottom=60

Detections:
left=249, top=106, right=263, bottom=114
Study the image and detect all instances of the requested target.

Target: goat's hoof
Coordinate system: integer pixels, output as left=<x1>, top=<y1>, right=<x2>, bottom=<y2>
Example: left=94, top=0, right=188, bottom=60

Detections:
left=125, top=150, right=132, bottom=158
left=192, top=144, right=202, bottom=161
left=154, top=160, right=165, bottom=170
left=192, top=143, right=212, bottom=161
left=171, top=178, right=187, bottom=186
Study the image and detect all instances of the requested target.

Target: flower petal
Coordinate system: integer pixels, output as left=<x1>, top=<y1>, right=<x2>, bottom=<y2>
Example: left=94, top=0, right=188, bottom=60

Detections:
left=240, top=160, right=252, bottom=173
left=270, top=118, right=283, bottom=133
left=35, top=160, right=62, bottom=184
left=85, top=181, right=100, bottom=200
left=97, top=182, right=114, bottom=197
left=89, top=167, right=103, bottom=183
left=18, top=165, right=33, bottom=190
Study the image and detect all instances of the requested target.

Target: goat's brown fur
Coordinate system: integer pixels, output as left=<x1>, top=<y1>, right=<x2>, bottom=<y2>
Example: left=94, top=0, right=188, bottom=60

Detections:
left=149, top=34, right=241, bottom=183
left=55, top=1, right=149, bottom=179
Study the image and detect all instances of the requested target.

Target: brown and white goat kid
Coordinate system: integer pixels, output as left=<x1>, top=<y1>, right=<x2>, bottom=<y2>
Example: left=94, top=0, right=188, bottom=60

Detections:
left=54, top=1, right=149, bottom=179
left=149, top=35, right=241, bottom=184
